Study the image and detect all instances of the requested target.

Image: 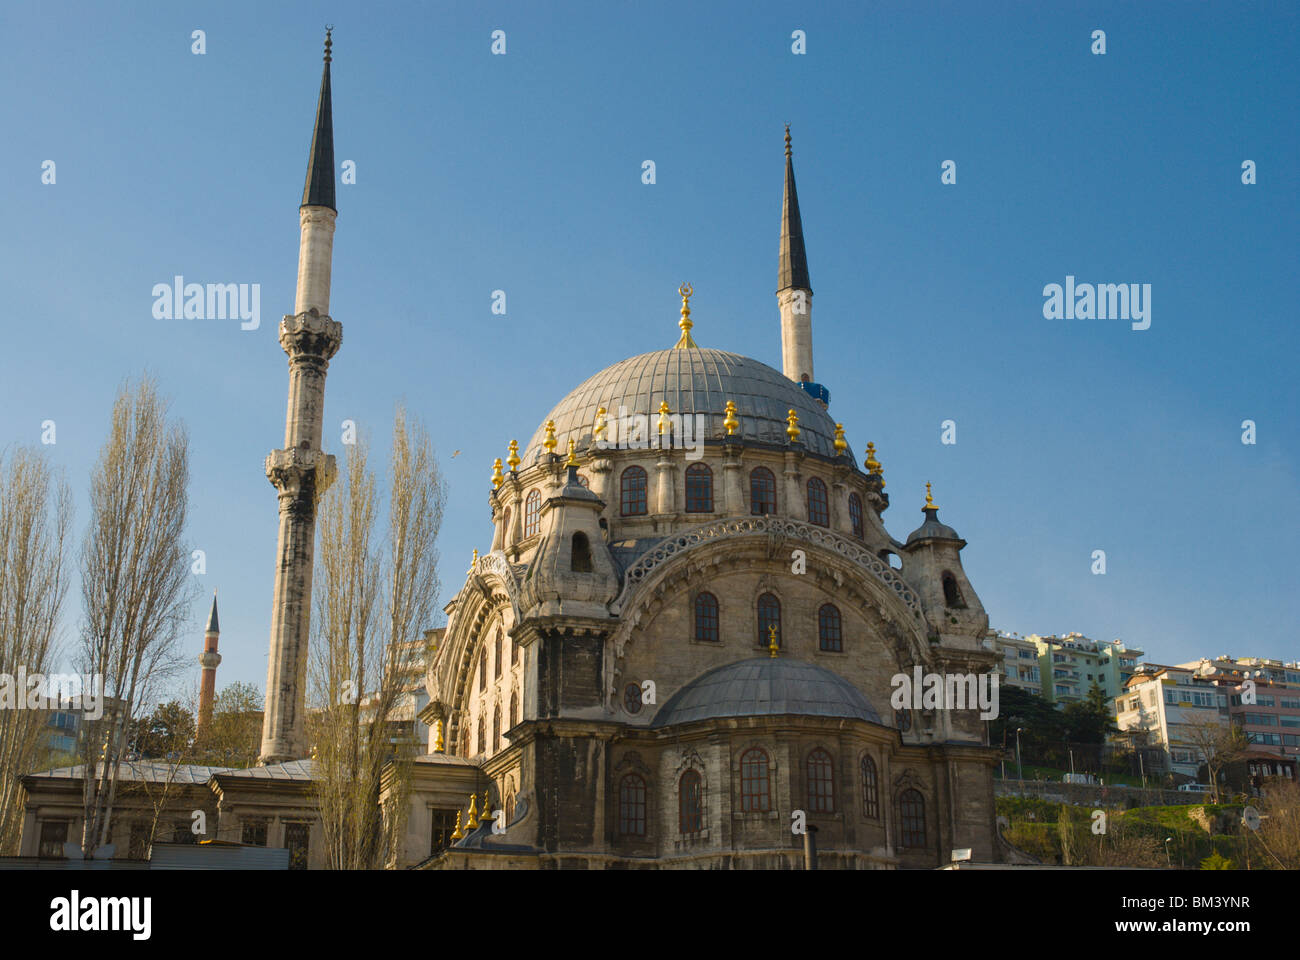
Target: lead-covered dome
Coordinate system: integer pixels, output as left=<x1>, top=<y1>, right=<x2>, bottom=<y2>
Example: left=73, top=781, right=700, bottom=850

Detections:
left=522, top=348, right=847, bottom=465
left=651, top=657, right=881, bottom=728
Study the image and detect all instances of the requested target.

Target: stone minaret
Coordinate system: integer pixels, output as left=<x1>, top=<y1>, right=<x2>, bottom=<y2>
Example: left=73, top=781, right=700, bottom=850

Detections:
left=259, top=31, right=343, bottom=764
left=778, top=125, right=814, bottom=384
left=196, top=592, right=222, bottom=737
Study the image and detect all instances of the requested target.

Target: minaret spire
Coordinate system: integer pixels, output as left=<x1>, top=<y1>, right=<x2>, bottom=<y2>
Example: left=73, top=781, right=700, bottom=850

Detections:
left=778, top=125, right=810, bottom=294
left=301, top=28, right=335, bottom=212
left=777, top=125, right=817, bottom=391
left=261, top=31, right=344, bottom=764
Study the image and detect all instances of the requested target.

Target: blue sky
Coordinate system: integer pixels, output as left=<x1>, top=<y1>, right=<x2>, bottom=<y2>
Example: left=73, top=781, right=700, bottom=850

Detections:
left=2, top=1, right=1296, bottom=696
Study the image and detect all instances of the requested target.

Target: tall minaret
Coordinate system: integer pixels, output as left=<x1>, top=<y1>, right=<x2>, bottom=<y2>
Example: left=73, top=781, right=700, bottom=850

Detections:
left=259, top=30, right=343, bottom=764
left=778, top=125, right=814, bottom=384
left=196, top=592, right=222, bottom=738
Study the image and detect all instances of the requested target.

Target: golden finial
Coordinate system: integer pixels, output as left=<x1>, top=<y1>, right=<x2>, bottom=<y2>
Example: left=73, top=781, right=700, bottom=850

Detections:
left=450, top=809, right=464, bottom=840
left=674, top=283, right=698, bottom=349
left=833, top=423, right=847, bottom=455
left=658, top=401, right=670, bottom=436
left=543, top=420, right=557, bottom=453
left=565, top=438, right=579, bottom=468
left=723, top=400, right=739, bottom=437
left=865, top=442, right=885, bottom=487
left=482, top=789, right=493, bottom=824
left=468, top=548, right=478, bottom=574
left=467, top=793, right=479, bottom=829
left=923, top=482, right=939, bottom=512
left=491, top=458, right=504, bottom=489
left=434, top=719, right=445, bottom=753
left=506, top=439, right=521, bottom=472
left=768, top=623, right=780, bottom=658
left=593, top=407, right=608, bottom=442
left=786, top=409, right=801, bottom=442
left=784, top=124, right=792, bottom=160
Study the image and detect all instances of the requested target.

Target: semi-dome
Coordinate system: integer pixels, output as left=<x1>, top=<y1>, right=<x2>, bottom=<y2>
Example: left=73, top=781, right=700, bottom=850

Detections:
left=522, top=348, right=848, bottom=465
left=651, top=657, right=881, bottom=728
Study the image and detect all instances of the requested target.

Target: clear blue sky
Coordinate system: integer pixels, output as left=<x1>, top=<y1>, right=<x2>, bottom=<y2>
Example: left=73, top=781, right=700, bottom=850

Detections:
left=2, top=1, right=1296, bottom=697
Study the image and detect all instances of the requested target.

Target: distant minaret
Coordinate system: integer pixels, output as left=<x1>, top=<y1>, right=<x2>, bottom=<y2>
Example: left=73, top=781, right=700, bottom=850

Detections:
left=778, top=125, right=814, bottom=385
left=197, top=592, right=222, bottom=737
left=260, top=30, right=343, bottom=764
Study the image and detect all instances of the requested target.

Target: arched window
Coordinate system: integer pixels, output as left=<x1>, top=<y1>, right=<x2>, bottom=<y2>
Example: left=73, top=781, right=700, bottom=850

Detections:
left=479, top=647, right=487, bottom=692
left=523, top=489, right=541, bottom=537
left=757, top=593, right=781, bottom=648
left=861, top=755, right=880, bottom=819
left=571, top=532, right=593, bottom=572
left=492, top=705, right=501, bottom=752
left=619, top=775, right=646, bottom=836
left=494, top=627, right=502, bottom=678
left=694, top=592, right=719, bottom=643
left=740, top=748, right=771, bottom=812
left=510, top=690, right=519, bottom=727
left=807, top=477, right=829, bottom=527
left=679, top=770, right=703, bottom=834
left=818, top=603, right=843, bottom=652
left=848, top=493, right=864, bottom=538
left=477, top=716, right=485, bottom=756
left=620, top=466, right=648, bottom=516
left=684, top=463, right=713, bottom=512
left=505, top=793, right=515, bottom=824
left=806, top=748, right=834, bottom=813
left=750, top=467, right=777, bottom=515
left=505, top=628, right=512, bottom=667
left=900, top=789, right=926, bottom=848
left=942, top=571, right=967, bottom=608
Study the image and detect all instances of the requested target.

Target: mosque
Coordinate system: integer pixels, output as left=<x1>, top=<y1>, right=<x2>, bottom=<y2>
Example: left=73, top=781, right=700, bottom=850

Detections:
left=19, top=34, right=1007, bottom=870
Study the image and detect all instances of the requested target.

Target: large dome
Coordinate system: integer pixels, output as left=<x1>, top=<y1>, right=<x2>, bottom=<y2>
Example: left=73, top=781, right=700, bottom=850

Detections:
left=522, top=348, right=847, bottom=465
left=651, top=657, right=881, bottom=728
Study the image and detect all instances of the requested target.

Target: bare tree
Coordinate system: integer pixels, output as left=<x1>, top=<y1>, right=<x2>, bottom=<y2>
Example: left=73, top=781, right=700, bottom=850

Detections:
left=1254, top=778, right=1300, bottom=870
left=309, top=406, right=444, bottom=869
left=77, top=377, right=194, bottom=858
left=1182, top=718, right=1250, bottom=803
left=0, top=448, right=73, bottom=854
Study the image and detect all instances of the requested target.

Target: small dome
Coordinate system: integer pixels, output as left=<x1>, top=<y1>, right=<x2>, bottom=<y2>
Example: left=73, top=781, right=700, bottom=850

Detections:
left=905, top=507, right=962, bottom=546
left=651, top=657, right=880, bottom=728
left=523, top=348, right=847, bottom=465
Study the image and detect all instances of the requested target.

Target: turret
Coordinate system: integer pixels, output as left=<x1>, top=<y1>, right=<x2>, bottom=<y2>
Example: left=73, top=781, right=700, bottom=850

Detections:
left=518, top=444, right=619, bottom=620
left=901, top=483, right=988, bottom=642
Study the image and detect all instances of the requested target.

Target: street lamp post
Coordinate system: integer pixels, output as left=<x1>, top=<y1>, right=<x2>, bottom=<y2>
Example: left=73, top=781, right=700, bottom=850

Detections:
left=1016, top=727, right=1024, bottom=782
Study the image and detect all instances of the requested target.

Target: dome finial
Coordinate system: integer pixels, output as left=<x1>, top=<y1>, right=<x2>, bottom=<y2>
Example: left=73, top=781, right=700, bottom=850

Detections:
left=833, top=423, right=847, bottom=455
left=324, top=25, right=333, bottom=63
left=468, top=548, right=478, bottom=574
left=565, top=438, right=579, bottom=467
left=491, top=458, right=504, bottom=489
left=865, top=442, right=885, bottom=487
left=506, top=439, right=521, bottom=472
left=674, top=283, right=698, bottom=349
left=543, top=420, right=557, bottom=454
left=785, top=409, right=801, bottom=442
left=768, top=623, right=780, bottom=658
left=784, top=123, right=792, bottom=159
left=723, top=400, right=739, bottom=436
left=924, top=481, right=939, bottom=512
left=657, top=401, right=671, bottom=437
left=450, top=809, right=464, bottom=840
left=466, top=793, right=479, bottom=829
